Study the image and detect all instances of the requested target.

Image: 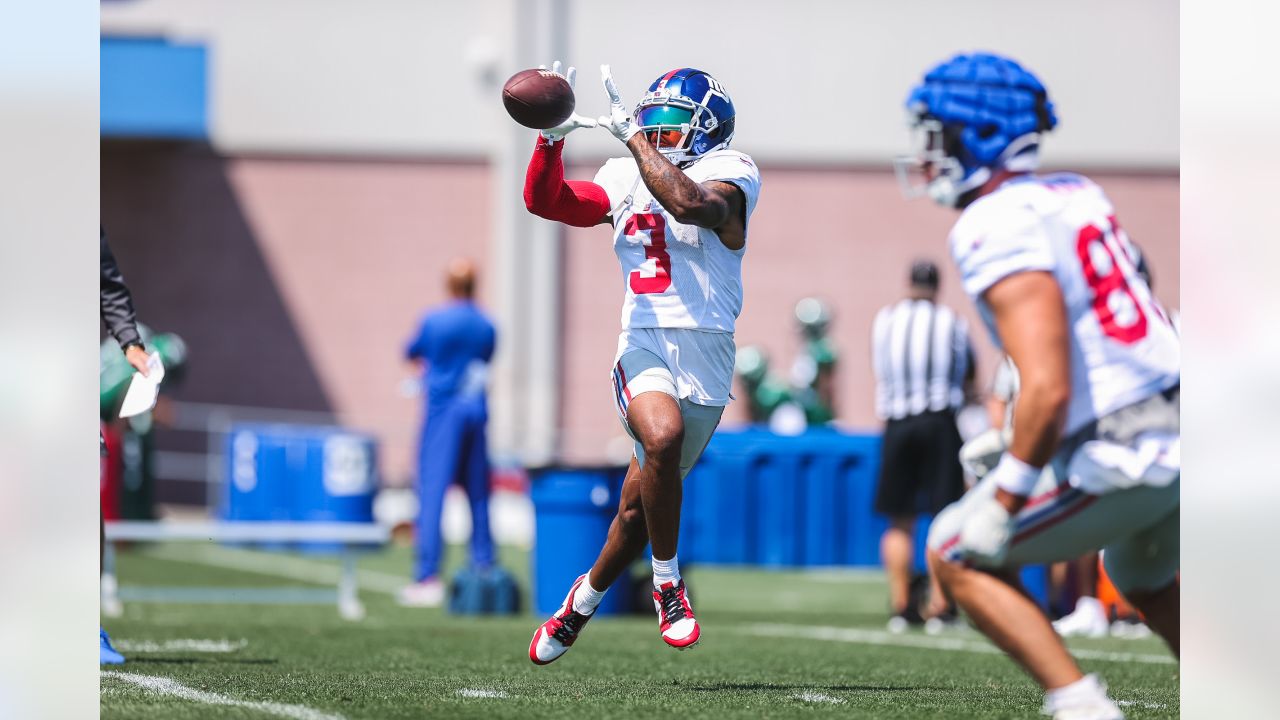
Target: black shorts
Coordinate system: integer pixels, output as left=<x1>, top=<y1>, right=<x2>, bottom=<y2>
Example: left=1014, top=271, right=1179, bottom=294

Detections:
left=875, top=410, right=965, bottom=517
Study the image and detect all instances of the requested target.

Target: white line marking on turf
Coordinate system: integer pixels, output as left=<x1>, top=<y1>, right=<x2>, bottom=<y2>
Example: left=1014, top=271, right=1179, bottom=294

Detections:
left=113, top=638, right=248, bottom=653
left=456, top=688, right=508, bottom=699
left=742, top=623, right=1176, bottom=665
left=1119, top=700, right=1168, bottom=710
left=791, top=691, right=845, bottom=704
left=102, top=672, right=346, bottom=720
left=144, top=544, right=406, bottom=594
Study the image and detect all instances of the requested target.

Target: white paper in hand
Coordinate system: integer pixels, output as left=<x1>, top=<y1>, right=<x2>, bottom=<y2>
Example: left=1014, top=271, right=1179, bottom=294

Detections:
left=118, top=352, right=166, bottom=418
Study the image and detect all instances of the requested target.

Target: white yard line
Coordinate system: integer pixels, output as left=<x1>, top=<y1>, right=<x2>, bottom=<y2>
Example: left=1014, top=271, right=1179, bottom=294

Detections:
left=1119, top=700, right=1168, bottom=710
left=102, top=672, right=347, bottom=720
left=741, top=623, right=1177, bottom=665
left=456, top=688, right=508, bottom=699
left=143, top=544, right=406, bottom=595
left=113, top=638, right=248, bottom=653
left=791, top=691, right=845, bottom=704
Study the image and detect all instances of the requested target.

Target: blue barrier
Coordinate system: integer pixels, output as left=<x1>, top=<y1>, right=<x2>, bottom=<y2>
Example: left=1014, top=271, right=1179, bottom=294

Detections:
left=682, top=428, right=908, bottom=567
left=528, top=428, right=1052, bottom=611
left=529, top=467, right=632, bottom=616
left=223, top=424, right=378, bottom=551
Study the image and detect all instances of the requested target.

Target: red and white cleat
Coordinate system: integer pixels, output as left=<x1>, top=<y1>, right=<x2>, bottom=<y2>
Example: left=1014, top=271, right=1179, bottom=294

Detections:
left=528, top=574, right=595, bottom=665
left=653, top=580, right=700, bottom=649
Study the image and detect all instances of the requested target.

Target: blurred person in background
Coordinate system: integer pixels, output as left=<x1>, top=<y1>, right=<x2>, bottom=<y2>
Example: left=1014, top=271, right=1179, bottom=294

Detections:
left=870, top=259, right=973, bottom=632
left=901, top=53, right=1180, bottom=719
left=790, top=298, right=838, bottom=425
left=734, top=346, right=793, bottom=425
left=398, top=258, right=497, bottom=608
left=99, top=227, right=153, bottom=664
left=522, top=63, right=760, bottom=662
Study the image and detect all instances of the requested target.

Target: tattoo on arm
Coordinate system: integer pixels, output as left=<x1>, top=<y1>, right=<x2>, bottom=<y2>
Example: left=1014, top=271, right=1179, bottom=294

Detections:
left=625, top=134, right=730, bottom=228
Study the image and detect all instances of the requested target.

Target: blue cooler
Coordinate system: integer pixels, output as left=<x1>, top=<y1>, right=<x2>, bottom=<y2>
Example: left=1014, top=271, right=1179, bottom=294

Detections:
left=293, top=429, right=377, bottom=552
left=530, top=467, right=631, bottom=616
left=222, top=424, right=378, bottom=552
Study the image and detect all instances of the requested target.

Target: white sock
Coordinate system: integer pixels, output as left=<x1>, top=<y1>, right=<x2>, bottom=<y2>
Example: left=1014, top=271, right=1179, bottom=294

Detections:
left=571, top=573, right=606, bottom=616
left=652, top=555, right=681, bottom=588
left=1044, top=674, right=1110, bottom=711
left=1075, top=595, right=1105, bottom=615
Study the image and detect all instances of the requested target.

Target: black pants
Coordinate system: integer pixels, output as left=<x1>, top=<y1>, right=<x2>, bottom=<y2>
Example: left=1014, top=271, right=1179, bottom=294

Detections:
left=875, top=410, right=966, bottom=518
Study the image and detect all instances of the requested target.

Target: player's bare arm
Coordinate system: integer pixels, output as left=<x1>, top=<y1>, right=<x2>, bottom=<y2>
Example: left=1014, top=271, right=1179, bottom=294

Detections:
left=983, top=270, right=1072, bottom=512
left=623, top=132, right=745, bottom=248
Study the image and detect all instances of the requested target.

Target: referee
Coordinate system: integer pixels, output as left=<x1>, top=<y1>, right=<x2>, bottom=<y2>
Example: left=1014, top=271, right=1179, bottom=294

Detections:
left=871, top=259, right=974, bottom=631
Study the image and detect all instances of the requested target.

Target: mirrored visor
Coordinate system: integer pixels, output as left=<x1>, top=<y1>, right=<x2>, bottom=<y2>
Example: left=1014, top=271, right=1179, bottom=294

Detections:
left=636, top=104, right=694, bottom=130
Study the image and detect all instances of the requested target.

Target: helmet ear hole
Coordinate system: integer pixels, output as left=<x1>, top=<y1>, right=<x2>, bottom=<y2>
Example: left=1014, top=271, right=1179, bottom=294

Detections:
left=711, top=117, right=734, bottom=142
left=977, top=124, right=999, bottom=140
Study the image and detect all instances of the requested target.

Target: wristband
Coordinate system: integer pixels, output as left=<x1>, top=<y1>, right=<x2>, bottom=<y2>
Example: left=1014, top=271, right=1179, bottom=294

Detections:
left=990, top=453, right=1041, bottom=497
left=122, top=340, right=145, bottom=352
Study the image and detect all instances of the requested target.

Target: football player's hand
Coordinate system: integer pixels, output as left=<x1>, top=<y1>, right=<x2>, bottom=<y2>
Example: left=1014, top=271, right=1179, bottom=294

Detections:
left=957, top=493, right=1016, bottom=567
left=597, top=65, right=640, bottom=143
left=958, top=427, right=1008, bottom=480
left=539, top=61, right=597, bottom=143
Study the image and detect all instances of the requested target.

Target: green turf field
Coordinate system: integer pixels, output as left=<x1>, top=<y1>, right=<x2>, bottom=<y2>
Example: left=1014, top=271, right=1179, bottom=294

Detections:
left=100, top=542, right=1178, bottom=719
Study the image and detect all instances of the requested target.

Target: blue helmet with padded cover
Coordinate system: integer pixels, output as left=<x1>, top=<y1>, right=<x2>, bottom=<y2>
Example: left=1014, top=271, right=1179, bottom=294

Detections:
left=895, top=52, right=1058, bottom=208
left=634, top=68, right=736, bottom=166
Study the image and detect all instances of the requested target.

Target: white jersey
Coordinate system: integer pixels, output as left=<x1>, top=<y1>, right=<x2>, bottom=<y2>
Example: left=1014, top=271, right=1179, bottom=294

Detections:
left=592, top=149, right=762, bottom=332
left=950, top=173, right=1179, bottom=436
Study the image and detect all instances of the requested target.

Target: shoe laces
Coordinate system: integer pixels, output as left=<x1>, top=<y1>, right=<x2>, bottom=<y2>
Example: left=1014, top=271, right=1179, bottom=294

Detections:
left=658, top=584, right=688, bottom=624
left=551, top=611, right=587, bottom=645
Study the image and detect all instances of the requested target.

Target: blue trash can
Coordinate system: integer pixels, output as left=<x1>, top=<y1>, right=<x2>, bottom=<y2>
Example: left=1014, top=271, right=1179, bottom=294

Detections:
left=530, top=467, right=631, bottom=616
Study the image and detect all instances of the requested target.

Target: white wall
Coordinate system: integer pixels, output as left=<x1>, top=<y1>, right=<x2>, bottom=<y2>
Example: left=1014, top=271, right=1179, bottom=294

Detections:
left=102, top=0, right=518, bottom=156
left=102, top=0, right=1177, bottom=167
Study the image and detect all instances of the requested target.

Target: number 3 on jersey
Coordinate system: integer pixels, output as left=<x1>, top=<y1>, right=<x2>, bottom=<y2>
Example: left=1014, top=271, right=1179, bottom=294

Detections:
left=1076, top=216, right=1149, bottom=344
left=626, top=213, right=672, bottom=294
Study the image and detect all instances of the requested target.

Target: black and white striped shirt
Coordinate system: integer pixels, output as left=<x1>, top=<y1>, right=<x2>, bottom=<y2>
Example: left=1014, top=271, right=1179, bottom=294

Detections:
left=872, top=299, right=972, bottom=421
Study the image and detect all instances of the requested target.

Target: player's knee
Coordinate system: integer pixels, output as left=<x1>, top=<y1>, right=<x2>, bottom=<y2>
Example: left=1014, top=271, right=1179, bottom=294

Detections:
left=639, top=418, right=684, bottom=462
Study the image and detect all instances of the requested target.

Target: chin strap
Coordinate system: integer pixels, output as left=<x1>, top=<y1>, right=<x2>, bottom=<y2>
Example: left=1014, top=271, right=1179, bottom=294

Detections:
left=934, top=132, right=1043, bottom=208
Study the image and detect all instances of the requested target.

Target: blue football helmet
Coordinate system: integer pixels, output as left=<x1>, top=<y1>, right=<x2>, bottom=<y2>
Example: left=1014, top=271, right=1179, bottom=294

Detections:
left=895, top=52, right=1058, bottom=208
left=634, top=68, right=736, bottom=166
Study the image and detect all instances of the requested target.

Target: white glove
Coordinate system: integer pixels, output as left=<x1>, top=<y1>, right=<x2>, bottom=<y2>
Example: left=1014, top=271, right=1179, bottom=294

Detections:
left=958, top=427, right=1009, bottom=480
left=957, top=494, right=1016, bottom=567
left=597, top=65, right=640, bottom=143
left=539, top=61, right=597, bottom=143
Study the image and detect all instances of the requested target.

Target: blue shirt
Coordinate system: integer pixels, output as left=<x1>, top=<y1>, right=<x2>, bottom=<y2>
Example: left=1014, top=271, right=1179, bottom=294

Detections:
left=406, top=300, right=496, bottom=409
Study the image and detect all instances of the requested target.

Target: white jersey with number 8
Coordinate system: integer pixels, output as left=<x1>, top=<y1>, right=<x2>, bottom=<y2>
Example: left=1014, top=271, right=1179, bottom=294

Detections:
left=950, top=173, right=1179, bottom=436
left=592, top=149, right=762, bottom=333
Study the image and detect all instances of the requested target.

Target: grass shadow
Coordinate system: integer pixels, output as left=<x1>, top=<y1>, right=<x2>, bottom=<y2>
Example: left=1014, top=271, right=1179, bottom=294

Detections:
left=123, top=657, right=280, bottom=666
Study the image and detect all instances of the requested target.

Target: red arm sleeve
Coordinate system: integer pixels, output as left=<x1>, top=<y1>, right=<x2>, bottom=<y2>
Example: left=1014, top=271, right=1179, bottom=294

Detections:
left=523, top=137, right=612, bottom=228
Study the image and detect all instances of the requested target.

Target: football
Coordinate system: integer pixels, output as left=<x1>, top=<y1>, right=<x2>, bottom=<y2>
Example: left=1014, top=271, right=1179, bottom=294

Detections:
left=502, top=68, right=575, bottom=130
